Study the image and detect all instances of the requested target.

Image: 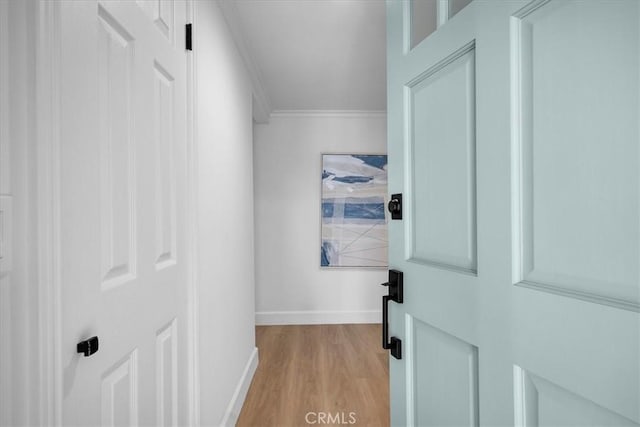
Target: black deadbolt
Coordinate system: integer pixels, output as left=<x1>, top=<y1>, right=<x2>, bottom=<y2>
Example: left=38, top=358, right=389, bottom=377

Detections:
left=388, top=194, right=402, bottom=220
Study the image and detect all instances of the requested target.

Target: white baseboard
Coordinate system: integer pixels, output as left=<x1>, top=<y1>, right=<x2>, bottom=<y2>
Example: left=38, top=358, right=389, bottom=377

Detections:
left=220, top=347, right=259, bottom=427
left=255, top=310, right=382, bottom=325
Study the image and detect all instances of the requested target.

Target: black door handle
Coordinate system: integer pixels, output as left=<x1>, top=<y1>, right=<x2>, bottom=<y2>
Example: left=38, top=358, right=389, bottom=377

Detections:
left=77, top=336, right=99, bottom=357
left=381, top=270, right=403, bottom=359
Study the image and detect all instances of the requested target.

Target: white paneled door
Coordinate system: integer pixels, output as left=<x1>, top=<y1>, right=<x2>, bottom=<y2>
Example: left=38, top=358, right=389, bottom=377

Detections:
left=57, top=1, right=188, bottom=425
left=387, top=0, right=640, bottom=426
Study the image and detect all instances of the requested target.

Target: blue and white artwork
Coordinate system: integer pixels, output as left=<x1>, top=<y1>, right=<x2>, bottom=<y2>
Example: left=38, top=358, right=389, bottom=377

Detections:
left=321, top=154, right=388, bottom=267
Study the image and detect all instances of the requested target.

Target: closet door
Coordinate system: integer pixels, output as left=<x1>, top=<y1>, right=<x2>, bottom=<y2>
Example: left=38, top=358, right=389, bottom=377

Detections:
left=56, top=1, right=189, bottom=425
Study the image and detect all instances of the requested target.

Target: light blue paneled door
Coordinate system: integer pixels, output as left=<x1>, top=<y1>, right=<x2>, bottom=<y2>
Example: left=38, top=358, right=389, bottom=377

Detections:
left=386, top=0, right=640, bottom=425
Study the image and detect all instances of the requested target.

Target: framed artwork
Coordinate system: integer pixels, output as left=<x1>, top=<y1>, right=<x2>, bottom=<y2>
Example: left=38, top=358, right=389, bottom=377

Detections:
left=321, top=154, right=388, bottom=267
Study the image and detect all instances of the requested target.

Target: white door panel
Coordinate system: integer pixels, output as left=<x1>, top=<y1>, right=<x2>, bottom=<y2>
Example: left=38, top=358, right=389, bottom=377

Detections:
left=58, top=1, right=188, bottom=425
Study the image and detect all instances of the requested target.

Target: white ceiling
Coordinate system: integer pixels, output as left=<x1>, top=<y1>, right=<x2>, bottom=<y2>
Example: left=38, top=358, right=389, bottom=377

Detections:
left=233, top=0, right=387, bottom=112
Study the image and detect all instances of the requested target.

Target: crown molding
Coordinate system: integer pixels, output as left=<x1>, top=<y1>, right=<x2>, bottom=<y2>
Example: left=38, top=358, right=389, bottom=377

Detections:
left=269, top=110, right=387, bottom=119
left=217, top=0, right=272, bottom=123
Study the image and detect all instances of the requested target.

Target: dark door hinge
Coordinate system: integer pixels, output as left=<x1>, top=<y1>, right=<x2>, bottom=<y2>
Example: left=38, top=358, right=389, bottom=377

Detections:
left=186, top=23, right=192, bottom=51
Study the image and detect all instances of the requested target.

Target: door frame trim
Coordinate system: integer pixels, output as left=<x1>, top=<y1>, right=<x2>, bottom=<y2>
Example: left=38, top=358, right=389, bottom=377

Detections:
left=35, top=1, right=62, bottom=425
left=186, top=0, right=200, bottom=425
left=0, top=1, right=12, bottom=424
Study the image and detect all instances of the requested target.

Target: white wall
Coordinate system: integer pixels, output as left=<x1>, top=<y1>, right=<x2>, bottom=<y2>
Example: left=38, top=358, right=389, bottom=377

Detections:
left=195, top=2, right=257, bottom=425
left=253, top=113, right=388, bottom=325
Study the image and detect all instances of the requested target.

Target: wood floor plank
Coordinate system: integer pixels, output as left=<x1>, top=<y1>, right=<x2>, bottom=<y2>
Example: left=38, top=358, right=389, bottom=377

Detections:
left=237, top=324, right=389, bottom=427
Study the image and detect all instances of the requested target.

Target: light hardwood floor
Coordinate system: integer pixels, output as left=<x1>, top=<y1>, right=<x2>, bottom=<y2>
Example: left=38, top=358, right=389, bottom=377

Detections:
left=237, top=324, right=389, bottom=427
